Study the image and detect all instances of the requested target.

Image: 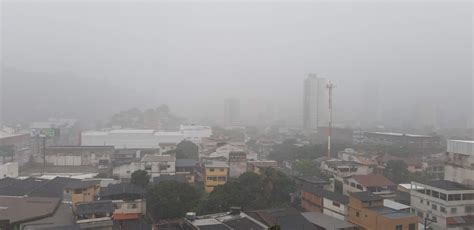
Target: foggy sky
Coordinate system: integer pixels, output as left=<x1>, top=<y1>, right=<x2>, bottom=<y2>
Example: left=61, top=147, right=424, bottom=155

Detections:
left=1, top=1, right=472, bottom=128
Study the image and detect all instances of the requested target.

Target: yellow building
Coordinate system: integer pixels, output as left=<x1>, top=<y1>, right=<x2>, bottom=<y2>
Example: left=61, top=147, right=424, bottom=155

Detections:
left=204, top=161, right=229, bottom=193
left=64, top=180, right=101, bottom=208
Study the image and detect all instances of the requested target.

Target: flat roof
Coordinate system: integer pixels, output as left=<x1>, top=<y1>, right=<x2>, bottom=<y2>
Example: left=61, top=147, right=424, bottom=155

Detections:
left=367, top=132, right=433, bottom=138
left=419, top=180, right=472, bottom=191
left=302, top=212, right=356, bottom=229
left=350, top=191, right=383, bottom=202
left=204, top=161, right=229, bottom=168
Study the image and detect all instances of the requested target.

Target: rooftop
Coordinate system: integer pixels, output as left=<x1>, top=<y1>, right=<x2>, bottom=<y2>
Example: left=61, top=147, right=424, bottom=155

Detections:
left=368, top=207, right=415, bottom=219
left=142, top=154, right=175, bottom=162
left=0, top=177, right=50, bottom=196
left=0, top=196, right=61, bottom=224
left=153, top=174, right=188, bottom=184
left=350, top=191, right=383, bottom=202
left=418, top=180, right=472, bottom=191
left=64, top=180, right=100, bottom=190
left=352, top=174, right=395, bottom=187
left=30, top=177, right=80, bottom=198
left=325, top=160, right=364, bottom=167
left=448, top=140, right=474, bottom=155
left=303, top=185, right=349, bottom=204
left=302, top=212, right=356, bottom=229
left=296, top=175, right=328, bottom=185
left=75, top=200, right=114, bottom=215
left=100, top=183, right=146, bottom=199
left=366, top=132, right=433, bottom=138
left=246, top=208, right=317, bottom=230
left=176, top=159, right=197, bottom=168
left=204, top=161, right=229, bottom=168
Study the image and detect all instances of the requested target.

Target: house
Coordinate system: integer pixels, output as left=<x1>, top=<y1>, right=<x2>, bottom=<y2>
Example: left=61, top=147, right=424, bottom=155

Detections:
left=142, top=154, right=176, bottom=178
left=347, top=191, right=418, bottom=230
left=320, top=159, right=373, bottom=178
left=229, top=151, right=247, bottom=178
left=100, top=183, right=146, bottom=221
left=159, top=143, right=177, bottom=153
left=203, top=161, right=229, bottom=193
left=245, top=208, right=317, bottom=230
left=175, top=159, right=197, bottom=183
left=301, top=212, right=357, bottom=230
left=342, top=174, right=396, bottom=199
left=247, top=160, right=278, bottom=174
left=183, top=208, right=267, bottom=230
left=74, top=200, right=115, bottom=230
left=0, top=196, right=67, bottom=230
left=301, top=184, right=349, bottom=220
left=42, top=146, right=114, bottom=167
left=410, top=180, right=474, bottom=230
left=64, top=180, right=101, bottom=207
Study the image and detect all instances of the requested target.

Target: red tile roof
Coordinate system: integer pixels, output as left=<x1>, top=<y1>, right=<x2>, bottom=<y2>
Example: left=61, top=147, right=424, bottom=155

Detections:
left=352, top=174, right=395, bottom=187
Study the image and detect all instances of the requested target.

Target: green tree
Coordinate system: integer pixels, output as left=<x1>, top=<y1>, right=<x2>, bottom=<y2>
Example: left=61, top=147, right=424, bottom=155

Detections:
left=148, top=181, right=202, bottom=220
left=383, top=160, right=410, bottom=184
left=176, top=140, right=199, bottom=159
left=200, top=169, right=296, bottom=214
left=131, top=170, right=150, bottom=188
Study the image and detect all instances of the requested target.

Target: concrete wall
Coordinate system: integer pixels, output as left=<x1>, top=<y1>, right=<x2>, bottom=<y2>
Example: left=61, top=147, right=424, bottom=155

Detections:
left=0, top=162, right=18, bottom=178
left=323, top=197, right=346, bottom=220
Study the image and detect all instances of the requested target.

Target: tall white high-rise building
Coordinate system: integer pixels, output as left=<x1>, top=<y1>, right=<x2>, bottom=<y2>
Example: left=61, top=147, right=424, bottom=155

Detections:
left=303, top=74, right=328, bottom=130
left=224, top=98, right=240, bottom=126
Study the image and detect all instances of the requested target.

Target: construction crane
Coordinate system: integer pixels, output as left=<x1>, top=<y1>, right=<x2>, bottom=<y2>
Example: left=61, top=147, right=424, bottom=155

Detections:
left=326, top=81, right=335, bottom=158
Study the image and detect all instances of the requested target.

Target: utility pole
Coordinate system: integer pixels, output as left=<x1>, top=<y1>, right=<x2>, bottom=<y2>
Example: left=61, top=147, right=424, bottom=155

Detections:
left=326, top=81, right=335, bottom=158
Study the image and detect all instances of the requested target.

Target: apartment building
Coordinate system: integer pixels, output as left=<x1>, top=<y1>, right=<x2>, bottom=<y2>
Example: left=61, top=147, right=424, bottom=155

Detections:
left=410, top=180, right=474, bottom=230
left=445, top=140, right=474, bottom=188
left=342, top=174, right=396, bottom=199
left=321, top=159, right=373, bottom=178
left=204, top=161, right=229, bottom=193
left=347, top=191, right=418, bottom=230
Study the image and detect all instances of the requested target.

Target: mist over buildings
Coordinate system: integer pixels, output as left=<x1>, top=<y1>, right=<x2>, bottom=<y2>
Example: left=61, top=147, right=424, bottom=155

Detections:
left=1, top=1, right=472, bottom=130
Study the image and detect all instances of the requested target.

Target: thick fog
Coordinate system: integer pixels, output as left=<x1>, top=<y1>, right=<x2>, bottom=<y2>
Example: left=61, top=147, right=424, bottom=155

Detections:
left=1, top=1, right=472, bottom=129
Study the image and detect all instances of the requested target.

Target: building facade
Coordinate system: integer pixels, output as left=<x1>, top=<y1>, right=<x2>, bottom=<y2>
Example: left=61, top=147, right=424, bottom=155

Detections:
left=410, top=180, right=474, bottom=230
left=203, top=161, right=229, bottom=193
left=303, top=74, right=328, bottom=130
left=445, top=140, right=474, bottom=188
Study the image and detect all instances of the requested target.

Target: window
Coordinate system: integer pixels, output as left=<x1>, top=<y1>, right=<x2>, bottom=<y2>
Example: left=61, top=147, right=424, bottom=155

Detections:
left=451, top=207, right=457, bottom=214
left=350, top=183, right=356, bottom=188
left=207, top=176, right=217, bottom=181
left=440, top=206, right=446, bottom=213
left=220, top=168, right=225, bottom=172
left=127, top=203, right=137, bottom=209
left=356, top=211, right=360, bottom=217
left=432, top=204, right=437, bottom=210
left=431, top=216, right=437, bottom=223
left=209, top=168, right=215, bottom=172
left=332, top=202, right=340, bottom=207
left=395, top=225, right=402, bottom=230
left=217, top=176, right=226, bottom=182
left=466, top=206, right=474, bottom=213
left=420, top=199, right=423, bottom=204
left=417, top=211, right=423, bottom=218
left=145, top=165, right=152, bottom=170
left=440, top=193, right=447, bottom=201
left=409, top=224, right=416, bottom=230
left=356, top=184, right=363, bottom=190
left=427, top=201, right=430, bottom=206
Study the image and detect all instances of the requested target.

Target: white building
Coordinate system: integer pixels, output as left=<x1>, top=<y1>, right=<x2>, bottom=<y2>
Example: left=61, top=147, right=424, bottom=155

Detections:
left=81, top=129, right=184, bottom=151
left=141, top=154, right=176, bottom=178
left=445, top=140, right=474, bottom=187
left=179, top=125, right=212, bottom=144
left=410, top=180, right=474, bottom=230
left=303, top=74, right=328, bottom=130
left=0, top=162, right=18, bottom=178
left=205, top=143, right=246, bottom=160
left=320, top=159, right=373, bottom=178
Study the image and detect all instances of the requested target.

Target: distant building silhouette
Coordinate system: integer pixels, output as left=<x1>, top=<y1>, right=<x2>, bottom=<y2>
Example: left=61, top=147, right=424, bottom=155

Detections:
left=303, top=74, right=328, bottom=130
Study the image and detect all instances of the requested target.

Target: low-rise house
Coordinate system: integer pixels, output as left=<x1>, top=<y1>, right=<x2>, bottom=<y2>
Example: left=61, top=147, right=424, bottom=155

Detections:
left=247, top=160, right=278, bottom=174
left=0, top=177, right=49, bottom=196
left=229, top=151, right=247, bottom=178
left=183, top=208, right=267, bottom=230
left=42, top=146, right=114, bottom=167
left=302, top=212, right=358, bottom=230
left=203, top=161, right=229, bottom=193
left=295, top=175, right=330, bottom=189
left=347, top=191, right=418, bottom=230
left=75, top=200, right=115, bottom=230
left=321, top=159, right=373, bottom=178
left=100, top=183, right=146, bottom=221
left=342, top=174, right=396, bottom=199
left=64, top=180, right=101, bottom=207
left=176, top=159, right=197, bottom=183
left=142, top=154, right=176, bottom=178
left=410, top=180, right=474, bottom=230
left=301, top=185, right=349, bottom=220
